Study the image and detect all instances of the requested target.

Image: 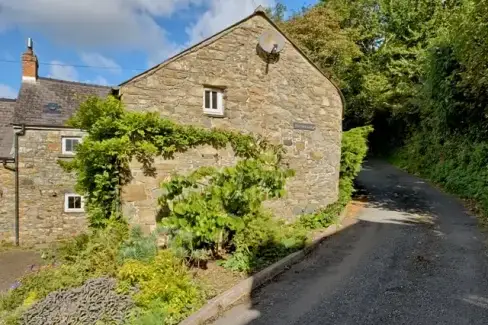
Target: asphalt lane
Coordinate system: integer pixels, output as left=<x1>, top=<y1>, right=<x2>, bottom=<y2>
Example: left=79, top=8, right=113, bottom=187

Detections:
left=212, top=160, right=488, bottom=325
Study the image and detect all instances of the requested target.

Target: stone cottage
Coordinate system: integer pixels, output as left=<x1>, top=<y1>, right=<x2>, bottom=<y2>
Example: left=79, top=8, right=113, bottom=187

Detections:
left=0, top=43, right=113, bottom=245
left=0, top=7, right=343, bottom=245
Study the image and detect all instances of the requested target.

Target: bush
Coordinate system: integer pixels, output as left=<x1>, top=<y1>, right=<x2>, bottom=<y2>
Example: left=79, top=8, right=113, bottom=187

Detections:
left=300, top=126, right=373, bottom=229
left=117, top=250, right=205, bottom=325
left=220, top=212, right=307, bottom=273
left=158, top=149, right=294, bottom=260
left=392, top=133, right=488, bottom=223
left=118, top=227, right=158, bottom=263
left=0, top=223, right=128, bottom=322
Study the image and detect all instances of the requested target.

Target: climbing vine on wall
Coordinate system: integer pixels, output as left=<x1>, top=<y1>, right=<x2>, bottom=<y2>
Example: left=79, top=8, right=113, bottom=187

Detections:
left=59, top=96, right=287, bottom=228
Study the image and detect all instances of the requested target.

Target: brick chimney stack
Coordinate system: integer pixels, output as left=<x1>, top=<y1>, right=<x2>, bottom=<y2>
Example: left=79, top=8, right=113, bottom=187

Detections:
left=22, top=38, right=38, bottom=83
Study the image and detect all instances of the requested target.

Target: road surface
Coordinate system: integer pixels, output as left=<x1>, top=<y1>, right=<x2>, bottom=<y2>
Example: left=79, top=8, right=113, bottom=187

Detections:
left=212, top=160, right=488, bottom=325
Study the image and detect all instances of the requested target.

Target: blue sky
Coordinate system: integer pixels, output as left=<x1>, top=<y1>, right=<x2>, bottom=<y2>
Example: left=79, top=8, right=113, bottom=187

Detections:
left=0, top=0, right=317, bottom=99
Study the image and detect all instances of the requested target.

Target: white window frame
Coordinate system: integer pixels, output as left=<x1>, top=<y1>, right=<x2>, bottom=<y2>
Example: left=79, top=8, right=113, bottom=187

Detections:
left=64, top=193, right=85, bottom=213
left=62, top=137, right=82, bottom=155
left=203, top=88, right=224, bottom=116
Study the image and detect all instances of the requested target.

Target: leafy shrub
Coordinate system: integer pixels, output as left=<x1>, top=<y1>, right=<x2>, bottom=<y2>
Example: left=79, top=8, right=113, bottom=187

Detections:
left=300, top=178, right=354, bottom=229
left=392, top=133, right=488, bottom=224
left=51, top=233, right=91, bottom=263
left=220, top=212, right=307, bottom=273
left=340, top=126, right=374, bottom=180
left=122, top=307, right=166, bottom=325
left=300, top=126, right=373, bottom=229
left=119, top=227, right=158, bottom=263
left=0, top=223, right=128, bottom=320
left=159, top=149, right=294, bottom=259
left=117, top=250, right=205, bottom=325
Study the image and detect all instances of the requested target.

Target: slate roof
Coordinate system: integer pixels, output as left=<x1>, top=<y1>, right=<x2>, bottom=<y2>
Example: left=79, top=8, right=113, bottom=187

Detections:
left=14, top=77, right=112, bottom=126
left=0, top=98, right=16, bottom=158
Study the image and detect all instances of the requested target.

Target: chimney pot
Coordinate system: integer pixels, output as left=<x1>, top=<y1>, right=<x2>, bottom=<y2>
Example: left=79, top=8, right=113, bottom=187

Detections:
left=22, top=38, right=38, bottom=83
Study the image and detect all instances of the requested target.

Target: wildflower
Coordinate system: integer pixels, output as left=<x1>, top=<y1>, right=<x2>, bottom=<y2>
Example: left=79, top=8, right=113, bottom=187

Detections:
left=10, top=280, right=21, bottom=290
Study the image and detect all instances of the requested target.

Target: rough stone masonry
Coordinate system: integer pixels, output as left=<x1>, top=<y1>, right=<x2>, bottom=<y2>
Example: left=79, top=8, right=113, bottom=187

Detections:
left=0, top=11, right=342, bottom=244
left=119, top=13, right=343, bottom=232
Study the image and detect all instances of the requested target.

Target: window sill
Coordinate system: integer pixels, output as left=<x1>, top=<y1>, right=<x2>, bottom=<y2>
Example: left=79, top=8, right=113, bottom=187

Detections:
left=203, top=111, right=225, bottom=118
left=58, top=154, right=76, bottom=159
left=64, top=210, right=85, bottom=213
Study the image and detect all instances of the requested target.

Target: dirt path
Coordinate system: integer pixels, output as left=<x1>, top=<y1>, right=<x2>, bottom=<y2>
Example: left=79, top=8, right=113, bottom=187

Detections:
left=211, top=160, right=488, bottom=325
left=0, top=250, right=41, bottom=292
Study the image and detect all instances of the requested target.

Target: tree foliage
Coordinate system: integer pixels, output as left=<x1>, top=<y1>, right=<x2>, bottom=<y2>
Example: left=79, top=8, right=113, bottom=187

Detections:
left=271, top=0, right=488, bottom=219
left=270, top=0, right=452, bottom=151
left=275, top=4, right=362, bottom=82
left=391, top=0, right=488, bottom=222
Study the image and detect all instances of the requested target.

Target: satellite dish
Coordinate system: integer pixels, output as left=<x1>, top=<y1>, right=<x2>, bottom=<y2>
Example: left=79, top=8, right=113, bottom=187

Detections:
left=259, top=30, right=285, bottom=54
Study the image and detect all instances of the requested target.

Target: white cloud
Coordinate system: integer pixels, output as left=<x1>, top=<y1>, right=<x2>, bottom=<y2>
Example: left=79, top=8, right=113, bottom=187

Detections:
left=47, top=61, right=110, bottom=86
left=0, top=84, right=17, bottom=99
left=80, top=53, right=121, bottom=74
left=0, top=0, right=276, bottom=69
left=87, top=76, right=110, bottom=86
left=186, top=0, right=275, bottom=46
left=147, top=43, right=186, bottom=67
left=0, top=0, right=205, bottom=52
left=48, top=61, right=79, bottom=81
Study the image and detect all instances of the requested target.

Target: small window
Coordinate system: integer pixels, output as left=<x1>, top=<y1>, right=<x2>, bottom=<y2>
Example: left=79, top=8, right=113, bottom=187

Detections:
left=203, top=88, right=224, bottom=116
left=64, top=193, right=84, bottom=213
left=62, top=137, right=81, bottom=155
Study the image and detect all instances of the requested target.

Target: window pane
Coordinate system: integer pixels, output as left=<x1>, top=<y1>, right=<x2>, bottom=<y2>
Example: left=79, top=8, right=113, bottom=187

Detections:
left=65, top=139, right=72, bottom=152
left=73, top=197, right=81, bottom=209
left=212, top=91, right=218, bottom=109
left=205, top=91, right=210, bottom=108
left=72, top=139, right=80, bottom=152
left=68, top=196, right=75, bottom=209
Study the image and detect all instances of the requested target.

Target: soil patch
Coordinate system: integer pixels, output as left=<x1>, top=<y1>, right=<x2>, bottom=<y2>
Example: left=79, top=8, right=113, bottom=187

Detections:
left=0, top=250, right=42, bottom=292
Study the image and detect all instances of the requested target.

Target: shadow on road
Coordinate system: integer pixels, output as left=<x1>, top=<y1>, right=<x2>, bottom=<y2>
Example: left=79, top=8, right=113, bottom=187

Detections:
left=211, top=160, right=488, bottom=325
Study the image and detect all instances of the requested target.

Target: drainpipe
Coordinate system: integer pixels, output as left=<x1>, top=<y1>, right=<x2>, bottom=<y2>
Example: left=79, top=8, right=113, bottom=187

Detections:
left=13, top=125, right=26, bottom=246
left=1, top=125, right=26, bottom=246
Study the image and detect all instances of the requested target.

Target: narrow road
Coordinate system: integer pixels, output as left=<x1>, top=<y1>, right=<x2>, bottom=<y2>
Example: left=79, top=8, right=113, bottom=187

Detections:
left=212, top=160, right=488, bottom=325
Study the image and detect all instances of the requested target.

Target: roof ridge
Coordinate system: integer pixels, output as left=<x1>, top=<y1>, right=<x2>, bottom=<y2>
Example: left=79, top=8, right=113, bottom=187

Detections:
left=38, top=77, right=112, bottom=89
left=0, top=98, right=16, bottom=102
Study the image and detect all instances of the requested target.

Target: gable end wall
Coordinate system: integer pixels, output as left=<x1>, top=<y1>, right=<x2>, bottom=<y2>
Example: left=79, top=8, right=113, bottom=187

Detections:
left=120, top=15, right=343, bottom=230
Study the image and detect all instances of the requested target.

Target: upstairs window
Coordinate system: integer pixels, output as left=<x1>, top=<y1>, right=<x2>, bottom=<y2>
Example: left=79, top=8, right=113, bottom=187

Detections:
left=62, top=137, right=81, bottom=155
left=203, top=88, right=224, bottom=116
left=64, top=193, right=84, bottom=213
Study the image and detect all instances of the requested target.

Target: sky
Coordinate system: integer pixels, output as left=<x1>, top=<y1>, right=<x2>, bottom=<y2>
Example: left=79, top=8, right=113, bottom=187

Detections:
left=0, top=0, right=318, bottom=99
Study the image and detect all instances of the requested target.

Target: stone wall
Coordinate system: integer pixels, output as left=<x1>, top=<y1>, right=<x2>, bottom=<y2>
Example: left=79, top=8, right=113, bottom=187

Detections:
left=120, top=14, right=343, bottom=230
left=0, top=165, right=14, bottom=242
left=15, top=128, right=87, bottom=245
left=0, top=99, right=15, bottom=242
